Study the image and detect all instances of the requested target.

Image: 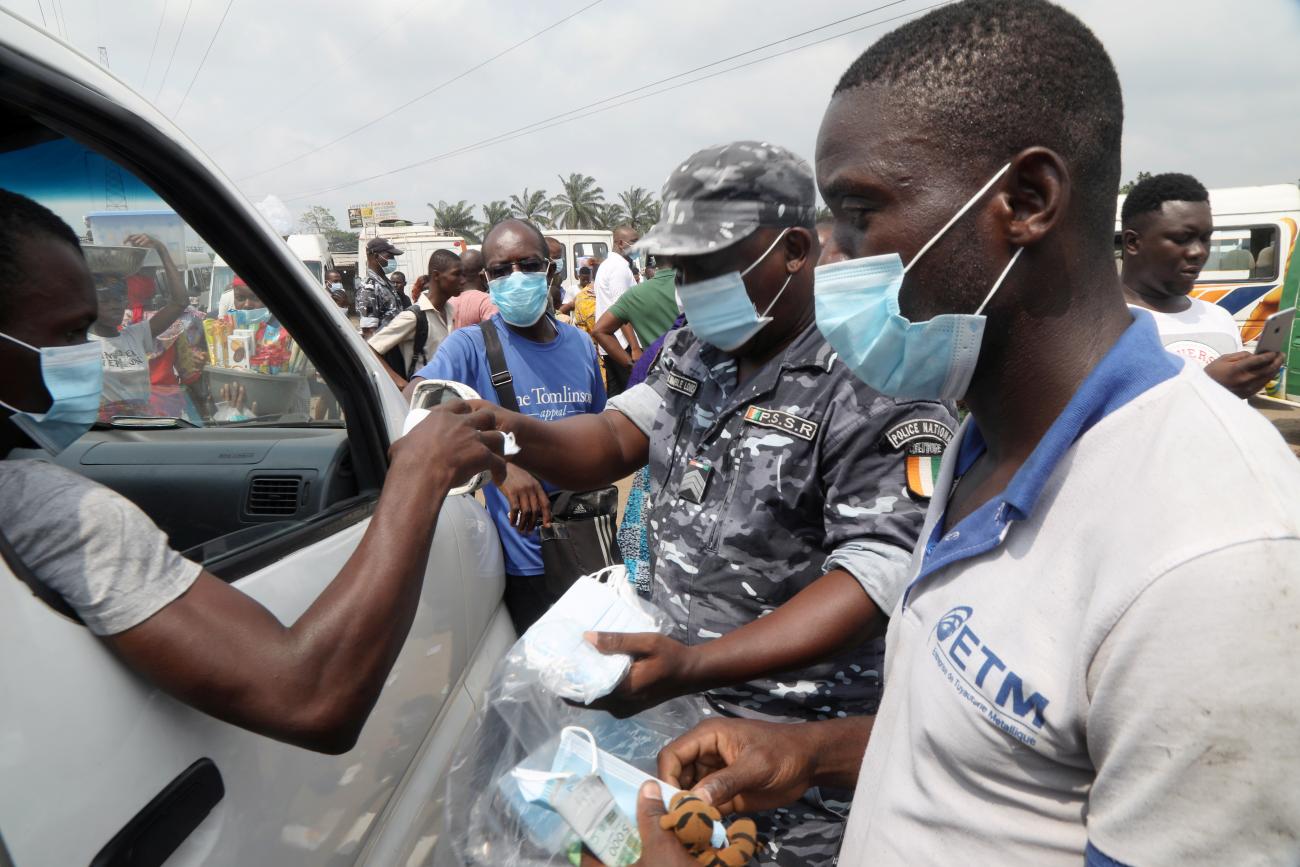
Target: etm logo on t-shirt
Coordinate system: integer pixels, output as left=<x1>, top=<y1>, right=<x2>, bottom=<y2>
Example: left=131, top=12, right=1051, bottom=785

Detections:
left=928, top=605, right=1050, bottom=747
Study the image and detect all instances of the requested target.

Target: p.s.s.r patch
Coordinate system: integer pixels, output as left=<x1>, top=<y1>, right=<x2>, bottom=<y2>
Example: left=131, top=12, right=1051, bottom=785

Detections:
left=743, top=405, right=819, bottom=441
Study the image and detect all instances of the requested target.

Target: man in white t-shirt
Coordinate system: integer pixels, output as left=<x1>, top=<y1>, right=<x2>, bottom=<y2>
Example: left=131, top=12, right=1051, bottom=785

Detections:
left=1120, top=171, right=1283, bottom=398
left=593, top=225, right=640, bottom=394
left=0, top=189, right=507, bottom=755
left=619, top=4, right=1300, bottom=866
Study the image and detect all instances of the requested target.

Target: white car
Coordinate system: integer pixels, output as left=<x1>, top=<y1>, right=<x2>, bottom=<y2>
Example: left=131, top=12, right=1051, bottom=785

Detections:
left=0, top=12, right=512, bottom=866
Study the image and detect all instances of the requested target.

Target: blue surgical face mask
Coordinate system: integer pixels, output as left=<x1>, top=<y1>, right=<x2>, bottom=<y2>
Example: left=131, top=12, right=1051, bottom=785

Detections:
left=382, top=257, right=397, bottom=275
left=512, top=727, right=728, bottom=851
left=489, top=270, right=550, bottom=327
left=814, top=163, right=1022, bottom=401
left=0, top=332, right=104, bottom=454
left=240, top=307, right=271, bottom=326
left=677, top=227, right=791, bottom=352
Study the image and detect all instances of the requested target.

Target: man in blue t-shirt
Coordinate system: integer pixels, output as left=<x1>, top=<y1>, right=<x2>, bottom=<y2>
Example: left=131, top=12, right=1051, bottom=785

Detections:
left=408, top=219, right=606, bottom=630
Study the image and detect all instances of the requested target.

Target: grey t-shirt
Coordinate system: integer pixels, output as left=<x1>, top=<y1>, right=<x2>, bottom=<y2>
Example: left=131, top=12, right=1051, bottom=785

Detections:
left=0, top=459, right=201, bottom=635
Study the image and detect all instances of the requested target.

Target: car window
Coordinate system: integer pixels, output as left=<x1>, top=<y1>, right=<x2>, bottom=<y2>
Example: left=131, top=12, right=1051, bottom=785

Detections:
left=1201, top=225, right=1279, bottom=282
left=0, top=131, right=346, bottom=429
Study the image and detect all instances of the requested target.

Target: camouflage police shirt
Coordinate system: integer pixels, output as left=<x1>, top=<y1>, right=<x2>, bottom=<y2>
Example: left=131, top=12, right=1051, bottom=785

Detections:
left=355, top=268, right=406, bottom=332
left=608, top=323, right=957, bottom=723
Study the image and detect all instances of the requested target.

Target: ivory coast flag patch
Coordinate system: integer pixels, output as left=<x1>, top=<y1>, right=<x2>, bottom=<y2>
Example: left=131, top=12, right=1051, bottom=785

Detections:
left=906, top=454, right=942, bottom=498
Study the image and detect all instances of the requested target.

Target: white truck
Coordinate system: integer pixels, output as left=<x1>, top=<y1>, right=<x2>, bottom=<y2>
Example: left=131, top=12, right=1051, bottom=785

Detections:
left=357, top=224, right=465, bottom=282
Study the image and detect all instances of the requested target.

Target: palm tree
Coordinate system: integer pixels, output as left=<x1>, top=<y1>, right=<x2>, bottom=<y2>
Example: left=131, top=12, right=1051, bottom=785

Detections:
left=479, top=199, right=511, bottom=238
left=618, top=187, right=658, bottom=232
left=509, top=188, right=552, bottom=226
left=814, top=204, right=833, bottom=223
left=552, top=173, right=606, bottom=229
left=599, top=203, right=628, bottom=230
left=427, top=200, right=481, bottom=243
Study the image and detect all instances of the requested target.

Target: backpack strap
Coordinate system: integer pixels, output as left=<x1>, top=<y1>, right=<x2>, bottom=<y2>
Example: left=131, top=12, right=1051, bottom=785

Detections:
left=0, top=525, right=83, bottom=624
left=408, top=303, right=431, bottom=377
left=477, top=321, right=520, bottom=411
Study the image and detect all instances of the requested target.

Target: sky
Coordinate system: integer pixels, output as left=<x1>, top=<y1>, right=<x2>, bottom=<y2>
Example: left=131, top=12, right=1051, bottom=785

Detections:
left=4, top=0, right=1299, bottom=228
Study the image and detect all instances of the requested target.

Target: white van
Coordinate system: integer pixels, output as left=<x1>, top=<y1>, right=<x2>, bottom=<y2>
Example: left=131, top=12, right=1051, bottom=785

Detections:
left=543, top=228, right=615, bottom=298
left=0, top=12, right=512, bottom=865
left=208, top=232, right=334, bottom=314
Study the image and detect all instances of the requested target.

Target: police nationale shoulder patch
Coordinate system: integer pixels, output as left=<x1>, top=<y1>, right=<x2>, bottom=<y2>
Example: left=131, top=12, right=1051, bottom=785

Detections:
left=884, top=418, right=955, bottom=456
left=665, top=370, right=699, bottom=397
left=743, top=405, right=819, bottom=441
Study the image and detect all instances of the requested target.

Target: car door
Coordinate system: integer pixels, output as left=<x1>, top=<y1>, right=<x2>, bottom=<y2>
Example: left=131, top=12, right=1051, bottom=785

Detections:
left=0, top=18, right=501, bottom=866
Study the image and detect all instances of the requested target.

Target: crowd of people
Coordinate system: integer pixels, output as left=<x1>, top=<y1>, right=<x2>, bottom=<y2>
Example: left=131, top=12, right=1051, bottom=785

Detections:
left=1, top=0, right=1299, bottom=864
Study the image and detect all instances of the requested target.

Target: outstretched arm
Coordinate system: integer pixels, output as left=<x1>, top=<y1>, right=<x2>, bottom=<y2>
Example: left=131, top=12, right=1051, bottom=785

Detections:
left=492, top=404, right=650, bottom=491
left=105, top=403, right=507, bottom=753
left=584, top=569, right=883, bottom=717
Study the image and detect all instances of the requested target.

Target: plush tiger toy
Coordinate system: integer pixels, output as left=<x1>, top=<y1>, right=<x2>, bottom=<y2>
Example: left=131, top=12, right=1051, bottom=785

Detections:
left=660, top=791, right=759, bottom=866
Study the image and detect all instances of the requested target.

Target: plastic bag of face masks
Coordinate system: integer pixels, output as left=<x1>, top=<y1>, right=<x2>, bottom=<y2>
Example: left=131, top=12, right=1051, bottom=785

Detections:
left=521, top=564, right=666, bottom=705
left=430, top=571, right=709, bottom=867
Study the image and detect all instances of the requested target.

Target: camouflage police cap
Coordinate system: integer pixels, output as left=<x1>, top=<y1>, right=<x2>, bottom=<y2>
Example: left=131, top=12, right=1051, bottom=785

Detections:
left=635, top=141, right=816, bottom=258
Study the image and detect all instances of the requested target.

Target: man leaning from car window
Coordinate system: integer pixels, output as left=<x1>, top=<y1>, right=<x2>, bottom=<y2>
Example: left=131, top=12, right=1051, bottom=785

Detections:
left=0, top=189, right=508, bottom=754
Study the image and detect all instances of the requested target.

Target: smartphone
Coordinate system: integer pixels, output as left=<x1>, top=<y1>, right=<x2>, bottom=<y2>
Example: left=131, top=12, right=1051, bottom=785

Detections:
left=1254, top=307, right=1296, bottom=356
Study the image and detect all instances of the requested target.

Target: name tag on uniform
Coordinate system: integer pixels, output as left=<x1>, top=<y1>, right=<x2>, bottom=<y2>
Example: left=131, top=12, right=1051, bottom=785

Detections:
left=677, top=458, right=713, bottom=504
left=743, top=405, right=819, bottom=441
left=665, top=371, right=699, bottom=397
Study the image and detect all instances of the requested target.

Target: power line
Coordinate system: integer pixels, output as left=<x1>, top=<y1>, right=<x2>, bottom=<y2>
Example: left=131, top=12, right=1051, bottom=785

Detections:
left=153, top=0, right=193, bottom=103
left=142, top=0, right=171, bottom=89
left=280, top=1, right=947, bottom=204
left=31, top=0, right=47, bottom=29
left=236, top=0, right=605, bottom=183
left=173, top=0, right=236, bottom=118
left=203, top=0, right=424, bottom=155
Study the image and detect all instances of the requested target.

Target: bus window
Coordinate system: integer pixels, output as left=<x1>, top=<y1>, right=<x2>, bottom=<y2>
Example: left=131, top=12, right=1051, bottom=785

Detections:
left=1201, top=226, right=1279, bottom=282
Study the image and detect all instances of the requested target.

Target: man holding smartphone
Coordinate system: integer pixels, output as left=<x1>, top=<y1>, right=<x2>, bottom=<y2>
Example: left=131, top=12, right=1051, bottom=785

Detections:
left=1120, top=172, right=1284, bottom=398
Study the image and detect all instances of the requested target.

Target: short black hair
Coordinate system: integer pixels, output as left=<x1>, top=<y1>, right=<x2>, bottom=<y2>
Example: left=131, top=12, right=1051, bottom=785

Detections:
left=0, top=188, right=82, bottom=324
left=390, top=270, right=406, bottom=281
left=428, top=248, right=461, bottom=273
left=1120, top=172, right=1208, bottom=226
left=834, top=0, right=1123, bottom=243
left=483, top=218, right=547, bottom=258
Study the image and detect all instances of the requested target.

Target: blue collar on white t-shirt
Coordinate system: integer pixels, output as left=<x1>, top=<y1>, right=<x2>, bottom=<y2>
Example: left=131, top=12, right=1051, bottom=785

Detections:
left=904, top=309, right=1181, bottom=605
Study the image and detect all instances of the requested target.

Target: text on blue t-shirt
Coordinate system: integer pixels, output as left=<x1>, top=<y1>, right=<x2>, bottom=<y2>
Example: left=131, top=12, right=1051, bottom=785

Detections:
left=415, top=314, right=607, bottom=575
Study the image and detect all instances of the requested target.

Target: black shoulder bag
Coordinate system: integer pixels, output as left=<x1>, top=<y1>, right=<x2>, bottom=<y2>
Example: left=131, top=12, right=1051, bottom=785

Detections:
left=478, top=321, right=622, bottom=595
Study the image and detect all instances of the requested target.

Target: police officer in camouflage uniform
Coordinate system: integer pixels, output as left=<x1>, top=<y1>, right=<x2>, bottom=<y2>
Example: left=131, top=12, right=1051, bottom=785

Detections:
left=490, top=142, right=956, bottom=865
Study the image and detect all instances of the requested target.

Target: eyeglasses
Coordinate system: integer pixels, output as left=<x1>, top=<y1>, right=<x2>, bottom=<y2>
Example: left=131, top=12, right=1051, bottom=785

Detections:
left=484, top=256, right=549, bottom=281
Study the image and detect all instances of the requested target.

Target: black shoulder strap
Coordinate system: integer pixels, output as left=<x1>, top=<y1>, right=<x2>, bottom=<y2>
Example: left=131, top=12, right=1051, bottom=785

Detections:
left=477, top=321, right=520, bottom=411
left=0, top=525, right=83, bottom=624
left=408, top=303, right=430, bottom=377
